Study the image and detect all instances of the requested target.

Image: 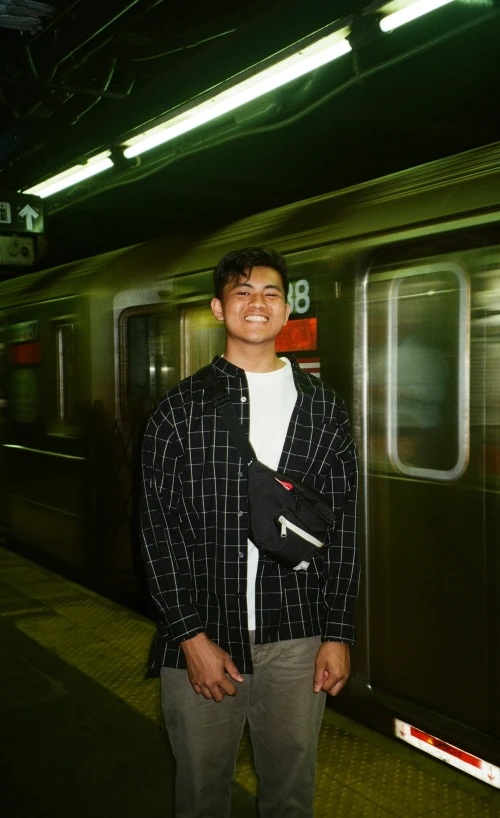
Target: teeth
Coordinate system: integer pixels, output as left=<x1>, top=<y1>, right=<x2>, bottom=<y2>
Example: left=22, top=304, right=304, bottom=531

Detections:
left=245, top=315, right=268, bottom=322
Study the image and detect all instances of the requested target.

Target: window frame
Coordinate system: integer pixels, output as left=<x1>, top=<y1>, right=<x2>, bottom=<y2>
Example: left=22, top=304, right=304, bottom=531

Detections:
left=55, top=323, right=71, bottom=423
left=387, top=262, right=470, bottom=481
left=51, top=316, right=79, bottom=433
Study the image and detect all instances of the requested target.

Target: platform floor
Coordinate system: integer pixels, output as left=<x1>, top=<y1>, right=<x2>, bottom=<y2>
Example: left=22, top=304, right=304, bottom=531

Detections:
left=1, top=547, right=500, bottom=818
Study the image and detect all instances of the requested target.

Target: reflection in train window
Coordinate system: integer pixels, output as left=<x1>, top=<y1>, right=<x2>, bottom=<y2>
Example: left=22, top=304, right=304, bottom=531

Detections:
left=55, top=323, right=76, bottom=425
left=121, top=307, right=179, bottom=418
left=388, top=264, right=469, bottom=480
left=181, top=305, right=226, bottom=379
left=125, top=311, right=178, bottom=418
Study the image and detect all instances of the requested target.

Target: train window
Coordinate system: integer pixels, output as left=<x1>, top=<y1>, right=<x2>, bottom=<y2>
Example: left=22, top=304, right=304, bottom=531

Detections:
left=386, top=263, right=469, bottom=480
left=123, top=309, right=178, bottom=418
left=181, top=305, right=226, bottom=379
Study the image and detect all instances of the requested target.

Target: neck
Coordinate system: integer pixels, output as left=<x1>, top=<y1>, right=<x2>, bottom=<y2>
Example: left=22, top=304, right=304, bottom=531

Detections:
left=222, top=340, right=285, bottom=373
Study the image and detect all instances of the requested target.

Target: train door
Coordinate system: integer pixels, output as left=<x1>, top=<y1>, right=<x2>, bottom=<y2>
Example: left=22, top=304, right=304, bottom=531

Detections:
left=471, top=254, right=500, bottom=743
left=0, top=302, right=90, bottom=568
left=116, top=293, right=224, bottom=603
left=363, top=243, right=499, bottom=743
left=111, top=304, right=181, bottom=596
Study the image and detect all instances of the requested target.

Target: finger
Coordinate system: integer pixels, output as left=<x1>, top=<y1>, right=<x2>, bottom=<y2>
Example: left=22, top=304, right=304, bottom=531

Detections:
left=200, top=685, right=214, bottom=700
left=326, top=677, right=348, bottom=697
left=225, top=657, right=244, bottom=683
left=217, top=676, right=238, bottom=697
left=322, top=672, right=348, bottom=694
left=187, top=672, right=202, bottom=694
left=313, top=663, right=327, bottom=693
left=209, top=684, right=225, bottom=703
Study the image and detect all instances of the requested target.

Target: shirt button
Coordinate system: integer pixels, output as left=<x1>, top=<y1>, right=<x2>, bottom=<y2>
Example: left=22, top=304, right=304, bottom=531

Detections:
left=241, top=396, right=247, bottom=402
left=238, top=471, right=243, bottom=477
left=238, top=552, right=244, bottom=558
left=237, top=510, right=243, bottom=517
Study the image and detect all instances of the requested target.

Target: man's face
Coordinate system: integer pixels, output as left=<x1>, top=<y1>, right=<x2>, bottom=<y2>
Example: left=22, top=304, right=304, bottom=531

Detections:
left=211, top=266, right=290, bottom=348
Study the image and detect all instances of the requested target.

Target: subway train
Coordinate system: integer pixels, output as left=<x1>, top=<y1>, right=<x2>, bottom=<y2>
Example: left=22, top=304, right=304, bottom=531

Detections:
left=1, top=140, right=500, bottom=782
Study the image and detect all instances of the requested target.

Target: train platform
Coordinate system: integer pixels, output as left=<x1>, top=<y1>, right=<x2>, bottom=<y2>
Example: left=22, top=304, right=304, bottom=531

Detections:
left=1, top=547, right=500, bottom=818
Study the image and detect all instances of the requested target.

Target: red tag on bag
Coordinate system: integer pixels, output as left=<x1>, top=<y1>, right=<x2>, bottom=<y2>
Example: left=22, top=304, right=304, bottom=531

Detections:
left=274, top=477, right=294, bottom=491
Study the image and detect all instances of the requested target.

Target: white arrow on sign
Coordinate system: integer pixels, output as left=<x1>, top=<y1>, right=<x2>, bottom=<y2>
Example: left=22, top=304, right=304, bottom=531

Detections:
left=19, top=204, right=40, bottom=231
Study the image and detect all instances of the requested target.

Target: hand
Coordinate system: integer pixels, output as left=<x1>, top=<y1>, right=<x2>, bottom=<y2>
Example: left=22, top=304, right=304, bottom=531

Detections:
left=313, top=642, right=350, bottom=697
left=180, top=632, right=244, bottom=702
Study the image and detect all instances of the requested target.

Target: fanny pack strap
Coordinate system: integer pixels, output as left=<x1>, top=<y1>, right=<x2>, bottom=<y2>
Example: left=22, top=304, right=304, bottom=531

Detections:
left=199, top=365, right=256, bottom=467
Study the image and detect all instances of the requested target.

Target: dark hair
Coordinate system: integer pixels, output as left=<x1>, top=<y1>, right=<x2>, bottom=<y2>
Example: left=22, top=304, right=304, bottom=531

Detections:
left=213, top=247, right=288, bottom=300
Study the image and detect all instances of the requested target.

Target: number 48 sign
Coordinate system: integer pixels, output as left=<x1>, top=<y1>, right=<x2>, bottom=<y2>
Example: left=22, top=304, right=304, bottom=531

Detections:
left=288, top=279, right=311, bottom=314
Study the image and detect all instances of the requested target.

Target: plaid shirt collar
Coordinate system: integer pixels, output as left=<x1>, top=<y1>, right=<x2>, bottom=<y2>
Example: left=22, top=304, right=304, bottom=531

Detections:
left=210, top=354, right=317, bottom=406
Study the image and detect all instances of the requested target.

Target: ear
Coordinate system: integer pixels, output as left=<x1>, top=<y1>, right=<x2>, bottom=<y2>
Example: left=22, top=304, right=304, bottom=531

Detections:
left=283, top=302, right=291, bottom=327
left=211, top=297, right=224, bottom=322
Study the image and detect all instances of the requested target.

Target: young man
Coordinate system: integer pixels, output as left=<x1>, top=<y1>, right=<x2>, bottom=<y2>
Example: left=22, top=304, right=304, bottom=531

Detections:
left=141, top=247, right=359, bottom=818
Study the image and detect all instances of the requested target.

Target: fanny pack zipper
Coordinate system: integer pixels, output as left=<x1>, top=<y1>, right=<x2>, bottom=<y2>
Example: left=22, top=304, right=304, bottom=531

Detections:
left=277, top=515, right=324, bottom=548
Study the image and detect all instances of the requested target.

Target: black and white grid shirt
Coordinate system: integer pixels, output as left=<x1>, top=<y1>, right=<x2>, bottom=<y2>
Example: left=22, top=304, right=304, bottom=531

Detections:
left=141, top=355, right=359, bottom=676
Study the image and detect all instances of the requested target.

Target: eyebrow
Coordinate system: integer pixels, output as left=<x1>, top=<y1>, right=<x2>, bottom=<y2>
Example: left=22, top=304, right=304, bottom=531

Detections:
left=233, top=282, right=282, bottom=291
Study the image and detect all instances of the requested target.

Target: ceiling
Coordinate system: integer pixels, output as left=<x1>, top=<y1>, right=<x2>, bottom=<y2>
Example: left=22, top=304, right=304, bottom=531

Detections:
left=1, top=0, right=499, bottom=270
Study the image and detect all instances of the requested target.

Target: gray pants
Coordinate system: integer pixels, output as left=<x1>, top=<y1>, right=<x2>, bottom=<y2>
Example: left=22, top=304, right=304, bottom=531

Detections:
left=161, top=635, right=326, bottom=818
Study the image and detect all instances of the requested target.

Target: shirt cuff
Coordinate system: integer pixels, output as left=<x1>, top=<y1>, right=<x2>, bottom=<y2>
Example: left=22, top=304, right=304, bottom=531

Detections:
left=165, top=609, right=205, bottom=644
left=321, top=610, right=356, bottom=645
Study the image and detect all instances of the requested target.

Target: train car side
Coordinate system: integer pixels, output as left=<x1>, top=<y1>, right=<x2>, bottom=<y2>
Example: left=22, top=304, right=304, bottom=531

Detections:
left=1, top=141, right=500, bottom=770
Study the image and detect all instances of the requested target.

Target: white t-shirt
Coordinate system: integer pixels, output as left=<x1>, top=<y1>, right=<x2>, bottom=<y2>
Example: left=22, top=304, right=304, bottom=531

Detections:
left=245, top=358, right=297, bottom=630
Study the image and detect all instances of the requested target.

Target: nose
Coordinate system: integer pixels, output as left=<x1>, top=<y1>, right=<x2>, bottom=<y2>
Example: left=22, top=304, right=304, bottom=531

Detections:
left=249, top=291, right=267, bottom=308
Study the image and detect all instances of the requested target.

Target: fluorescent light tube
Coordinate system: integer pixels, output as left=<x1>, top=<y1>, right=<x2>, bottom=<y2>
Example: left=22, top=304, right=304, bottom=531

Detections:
left=22, top=28, right=351, bottom=194
left=380, top=0, right=455, bottom=32
left=23, top=151, right=113, bottom=198
left=123, top=32, right=351, bottom=159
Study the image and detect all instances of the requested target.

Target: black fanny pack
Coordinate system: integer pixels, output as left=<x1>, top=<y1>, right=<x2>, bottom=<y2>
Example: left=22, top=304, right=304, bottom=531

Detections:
left=200, top=365, right=336, bottom=571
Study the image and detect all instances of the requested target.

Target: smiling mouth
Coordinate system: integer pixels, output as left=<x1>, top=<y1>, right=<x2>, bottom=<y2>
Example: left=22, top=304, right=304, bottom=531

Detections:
left=244, top=315, right=268, bottom=322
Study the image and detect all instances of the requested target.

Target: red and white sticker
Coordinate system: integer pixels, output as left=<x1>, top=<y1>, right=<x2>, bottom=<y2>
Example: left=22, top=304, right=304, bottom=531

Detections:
left=297, top=357, right=321, bottom=378
left=395, top=719, right=500, bottom=788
